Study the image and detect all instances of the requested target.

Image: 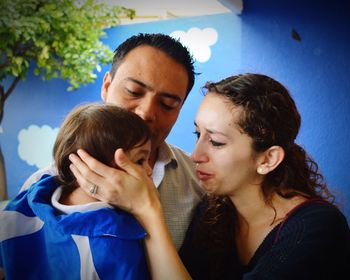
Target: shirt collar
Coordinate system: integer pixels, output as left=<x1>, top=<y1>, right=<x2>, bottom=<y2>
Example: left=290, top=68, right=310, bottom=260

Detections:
left=151, top=142, right=178, bottom=188
left=51, top=186, right=113, bottom=215
left=157, top=142, right=178, bottom=168
left=28, top=175, right=146, bottom=239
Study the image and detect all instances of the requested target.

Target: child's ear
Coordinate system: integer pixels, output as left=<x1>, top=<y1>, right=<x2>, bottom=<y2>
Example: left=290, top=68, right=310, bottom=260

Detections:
left=256, top=146, right=285, bottom=175
left=113, top=148, right=125, bottom=170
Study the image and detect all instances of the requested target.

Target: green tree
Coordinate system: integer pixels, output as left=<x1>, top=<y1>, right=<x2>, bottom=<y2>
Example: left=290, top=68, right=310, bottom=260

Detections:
left=0, top=0, right=135, bottom=200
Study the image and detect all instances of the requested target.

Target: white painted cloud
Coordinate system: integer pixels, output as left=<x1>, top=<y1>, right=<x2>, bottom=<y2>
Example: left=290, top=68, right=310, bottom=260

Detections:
left=170, top=27, right=218, bottom=63
left=18, top=125, right=59, bottom=169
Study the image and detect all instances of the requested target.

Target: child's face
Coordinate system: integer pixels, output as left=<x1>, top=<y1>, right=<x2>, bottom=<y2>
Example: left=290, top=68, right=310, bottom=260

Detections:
left=125, top=140, right=152, bottom=176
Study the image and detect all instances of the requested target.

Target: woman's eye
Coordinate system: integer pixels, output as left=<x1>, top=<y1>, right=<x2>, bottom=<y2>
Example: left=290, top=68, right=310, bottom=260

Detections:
left=210, top=140, right=225, bottom=147
left=193, top=131, right=200, bottom=139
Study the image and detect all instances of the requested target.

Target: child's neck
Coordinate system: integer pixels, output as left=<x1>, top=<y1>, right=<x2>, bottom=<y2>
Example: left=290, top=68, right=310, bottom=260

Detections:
left=59, top=187, right=98, bottom=206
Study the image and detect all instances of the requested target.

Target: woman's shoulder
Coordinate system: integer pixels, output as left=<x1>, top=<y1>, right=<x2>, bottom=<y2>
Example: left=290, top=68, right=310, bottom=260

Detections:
left=289, top=200, right=347, bottom=225
left=277, top=199, right=349, bottom=244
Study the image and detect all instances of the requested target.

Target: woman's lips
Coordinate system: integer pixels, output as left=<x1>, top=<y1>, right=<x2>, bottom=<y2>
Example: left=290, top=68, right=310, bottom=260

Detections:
left=196, top=169, right=212, bottom=181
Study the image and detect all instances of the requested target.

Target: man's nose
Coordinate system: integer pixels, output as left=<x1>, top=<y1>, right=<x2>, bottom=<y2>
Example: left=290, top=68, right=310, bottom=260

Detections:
left=134, top=97, right=156, bottom=122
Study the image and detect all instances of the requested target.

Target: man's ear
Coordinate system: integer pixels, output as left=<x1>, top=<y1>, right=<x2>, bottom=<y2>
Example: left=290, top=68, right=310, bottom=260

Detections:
left=256, top=146, right=285, bottom=175
left=101, top=72, right=111, bottom=102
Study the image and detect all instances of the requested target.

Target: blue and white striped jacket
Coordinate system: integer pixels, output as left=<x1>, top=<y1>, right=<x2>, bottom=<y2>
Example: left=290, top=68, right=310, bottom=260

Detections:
left=0, top=175, right=150, bottom=280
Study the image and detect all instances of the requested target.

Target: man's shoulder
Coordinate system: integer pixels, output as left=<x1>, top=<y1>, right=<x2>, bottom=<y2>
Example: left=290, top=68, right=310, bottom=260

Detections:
left=166, top=143, right=198, bottom=175
left=167, top=143, right=192, bottom=162
left=164, top=143, right=205, bottom=195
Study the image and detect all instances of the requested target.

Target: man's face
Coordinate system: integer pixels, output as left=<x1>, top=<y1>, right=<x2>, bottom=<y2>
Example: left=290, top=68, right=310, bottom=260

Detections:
left=101, top=45, right=189, bottom=157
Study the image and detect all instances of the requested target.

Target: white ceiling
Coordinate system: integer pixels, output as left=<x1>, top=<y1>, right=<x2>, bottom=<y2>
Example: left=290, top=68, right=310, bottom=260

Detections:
left=97, top=0, right=243, bottom=24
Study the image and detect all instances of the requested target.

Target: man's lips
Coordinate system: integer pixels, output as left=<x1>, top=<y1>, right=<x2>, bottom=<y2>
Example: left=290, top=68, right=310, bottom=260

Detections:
left=196, top=169, right=213, bottom=181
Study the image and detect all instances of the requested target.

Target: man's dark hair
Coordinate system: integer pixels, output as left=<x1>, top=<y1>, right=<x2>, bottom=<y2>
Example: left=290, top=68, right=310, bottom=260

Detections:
left=110, top=33, right=195, bottom=99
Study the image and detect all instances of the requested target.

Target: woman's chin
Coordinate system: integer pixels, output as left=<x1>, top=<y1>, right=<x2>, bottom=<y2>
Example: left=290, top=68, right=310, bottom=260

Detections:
left=200, top=182, right=217, bottom=194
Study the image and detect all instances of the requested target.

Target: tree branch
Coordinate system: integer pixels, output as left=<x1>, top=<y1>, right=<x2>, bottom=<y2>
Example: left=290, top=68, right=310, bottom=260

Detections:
left=0, top=61, right=9, bottom=69
left=4, top=76, right=21, bottom=102
left=0, top=51, right=9, bottom=69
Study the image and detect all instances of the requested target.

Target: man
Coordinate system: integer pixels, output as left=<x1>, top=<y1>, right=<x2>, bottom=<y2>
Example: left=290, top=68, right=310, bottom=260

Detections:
left=21, top=33, right=204, bottom=250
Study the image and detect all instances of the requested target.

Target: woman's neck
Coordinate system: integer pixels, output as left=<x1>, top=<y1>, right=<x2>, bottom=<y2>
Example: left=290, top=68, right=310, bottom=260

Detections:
left=232, top=190, right=307, bottom=265
left=230, top=189, right=307, bottom=228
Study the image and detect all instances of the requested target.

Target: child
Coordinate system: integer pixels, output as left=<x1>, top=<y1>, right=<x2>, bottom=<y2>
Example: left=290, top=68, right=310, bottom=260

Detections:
left=0, top=103, right=152, bottom=279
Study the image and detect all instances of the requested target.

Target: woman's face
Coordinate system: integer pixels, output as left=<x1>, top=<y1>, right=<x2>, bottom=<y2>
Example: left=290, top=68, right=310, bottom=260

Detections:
left=191, top=93, right=261, bottom=196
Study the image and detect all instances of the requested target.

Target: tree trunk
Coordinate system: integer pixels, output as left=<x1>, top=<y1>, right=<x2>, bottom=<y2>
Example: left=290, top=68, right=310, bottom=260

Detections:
left=0, top=77, right=20, bottom=200
left=0, top=145, right=8, bottom=200
left=0, top=85, right=8, bottom=200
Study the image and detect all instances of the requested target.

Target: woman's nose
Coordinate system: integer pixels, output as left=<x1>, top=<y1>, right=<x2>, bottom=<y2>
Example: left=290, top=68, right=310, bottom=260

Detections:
left=191, top=142, right=208, bottom=164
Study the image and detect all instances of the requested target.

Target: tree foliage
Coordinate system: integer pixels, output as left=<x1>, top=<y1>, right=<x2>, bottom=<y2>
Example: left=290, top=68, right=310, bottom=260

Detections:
left=0, top=0, right=135, bottom=123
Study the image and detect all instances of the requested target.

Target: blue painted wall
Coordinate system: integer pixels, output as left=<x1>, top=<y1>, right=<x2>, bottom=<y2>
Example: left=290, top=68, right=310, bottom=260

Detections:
left=2, top=0, right=349, bottom=222
left=238, top=0, right=350, bottom=221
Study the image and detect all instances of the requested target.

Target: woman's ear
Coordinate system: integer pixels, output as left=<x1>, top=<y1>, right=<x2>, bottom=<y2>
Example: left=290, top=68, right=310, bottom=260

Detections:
left=256, top=146, right=285, bottom=175
left=101, top=72, right=111, bottom=102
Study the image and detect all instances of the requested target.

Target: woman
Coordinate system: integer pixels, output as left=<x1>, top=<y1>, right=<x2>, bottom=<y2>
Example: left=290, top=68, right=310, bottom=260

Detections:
left=69, top=74, right=349, bottom=279
left=179, top=73, right=350, bottom=279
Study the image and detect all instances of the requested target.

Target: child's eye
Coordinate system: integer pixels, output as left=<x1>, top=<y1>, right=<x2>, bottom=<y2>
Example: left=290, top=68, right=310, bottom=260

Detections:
left=136, top=158, right=145, bottom=165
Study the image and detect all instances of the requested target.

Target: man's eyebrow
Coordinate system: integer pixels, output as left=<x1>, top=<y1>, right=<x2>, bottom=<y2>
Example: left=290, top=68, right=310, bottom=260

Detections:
left=126, top=77, right=182, bottom=102
left=126, top=77, right=149, bottom=89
